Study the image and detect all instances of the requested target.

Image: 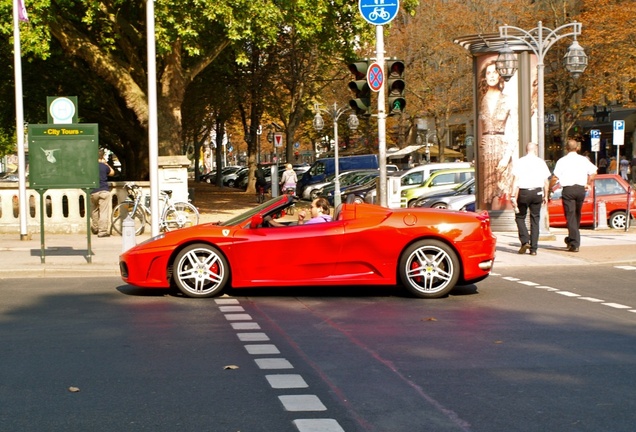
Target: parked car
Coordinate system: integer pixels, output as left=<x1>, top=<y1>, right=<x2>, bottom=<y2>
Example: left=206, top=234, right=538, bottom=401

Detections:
left=297, top=154, right=379, bottom=194
left=303, top=169, right=377, bottom=201
left=321, top=171, right=380, bottom=205
left=343, top=177, right=382, bottom=204
left=224, top=167, right=248, bottom=187
left=401, top=167, right=475, bottom=207
left=200, top=165, right=242, bottom=184
left=413, top=178, right=476, bottom=209
left=548, top=174, right=635, bottom=229
left=120, top=194, right=497, bottom=299
left=365, top=162, right=472, bottom=206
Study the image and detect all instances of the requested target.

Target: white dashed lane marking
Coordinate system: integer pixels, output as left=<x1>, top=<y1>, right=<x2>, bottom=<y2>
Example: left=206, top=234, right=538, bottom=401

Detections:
left=237, top=332, right=270, bottom=341
left=214, top=298, right=347, bottom=432
left=495, top=265, right=636, bottom=315
left=266, top=374, right=309, bottom=389
left=279, top=395, right=328, bottom=411
left=292, top=419, right=346, bottom=432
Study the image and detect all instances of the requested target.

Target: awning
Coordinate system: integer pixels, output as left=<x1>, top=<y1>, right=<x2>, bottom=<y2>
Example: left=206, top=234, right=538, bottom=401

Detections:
left=387, top=145, right=425, bottom=158
left=419, top=146, right=464, bottom=158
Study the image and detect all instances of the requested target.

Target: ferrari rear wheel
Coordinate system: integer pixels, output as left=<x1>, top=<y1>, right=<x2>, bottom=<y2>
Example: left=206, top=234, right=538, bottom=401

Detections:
left=399, top=239, right=460, bottom=299
left=173, top=243, right=229, bottom=298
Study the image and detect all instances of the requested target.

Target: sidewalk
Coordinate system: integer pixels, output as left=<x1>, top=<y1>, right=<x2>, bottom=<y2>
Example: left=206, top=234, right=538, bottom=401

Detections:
left=1, top=220, right=634, bottom=280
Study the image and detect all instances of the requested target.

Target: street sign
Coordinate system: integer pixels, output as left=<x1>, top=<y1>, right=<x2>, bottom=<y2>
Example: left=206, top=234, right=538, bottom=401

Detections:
left=367, top=62, right=384, bottom=92
left=359, top=0, right=399, bottom=26
left=274, top=133, right=283, bottom=148
left=613, top=120, right=625, bottom=146
left=590, top=129, right=600, bottom=152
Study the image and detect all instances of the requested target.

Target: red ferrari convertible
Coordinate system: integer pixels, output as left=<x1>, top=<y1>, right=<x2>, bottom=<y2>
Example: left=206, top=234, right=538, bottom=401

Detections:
left=120, top=195, right=497, bottom=299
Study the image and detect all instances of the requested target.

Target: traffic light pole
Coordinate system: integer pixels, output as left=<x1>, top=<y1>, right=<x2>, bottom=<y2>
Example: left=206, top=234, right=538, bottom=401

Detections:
left=376, top=25, right=388, bottom=207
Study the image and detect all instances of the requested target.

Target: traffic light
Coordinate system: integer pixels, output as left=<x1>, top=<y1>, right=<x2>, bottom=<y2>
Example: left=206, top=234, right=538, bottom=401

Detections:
left=386, top=59, right=406, bottom=115
left=347, top=60, right=372, bottom=115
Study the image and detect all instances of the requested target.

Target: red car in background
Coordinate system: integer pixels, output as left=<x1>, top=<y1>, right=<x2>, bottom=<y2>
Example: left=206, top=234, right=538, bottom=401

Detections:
left=548, top=174, right=635, bottom=229
left=120, top=195, right=497, bottom=299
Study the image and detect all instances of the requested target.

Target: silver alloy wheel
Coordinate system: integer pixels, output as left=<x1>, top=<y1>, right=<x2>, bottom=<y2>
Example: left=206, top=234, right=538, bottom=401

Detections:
left=173, top=244, right=229, bottom=298
left=609, top=211, right=627, bottom=230
left=399, top=239, right=460, bottom=298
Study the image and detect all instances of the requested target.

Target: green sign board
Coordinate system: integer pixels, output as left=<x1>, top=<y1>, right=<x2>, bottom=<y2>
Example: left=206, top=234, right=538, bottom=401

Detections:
left=29, top=124, right=99, bottom=189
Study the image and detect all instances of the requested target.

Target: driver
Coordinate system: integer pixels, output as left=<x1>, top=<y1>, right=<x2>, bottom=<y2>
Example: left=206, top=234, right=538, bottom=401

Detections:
left=264, top=197, right=332, bottom=227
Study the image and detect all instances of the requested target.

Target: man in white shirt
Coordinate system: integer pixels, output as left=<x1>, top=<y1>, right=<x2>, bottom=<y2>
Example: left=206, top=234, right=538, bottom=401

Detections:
left=511, top=142, right=551, bottom=255
left=552, top=139, right=597, bottom=252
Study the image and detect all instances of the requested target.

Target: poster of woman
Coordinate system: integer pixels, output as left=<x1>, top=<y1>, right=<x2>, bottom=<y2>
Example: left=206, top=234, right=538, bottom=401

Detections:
left=476, top=55, right=520, bottom=211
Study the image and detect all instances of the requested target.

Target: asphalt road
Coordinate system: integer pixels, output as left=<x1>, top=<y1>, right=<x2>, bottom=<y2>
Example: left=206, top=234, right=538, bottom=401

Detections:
left=1, top=266, right=635, bottom=432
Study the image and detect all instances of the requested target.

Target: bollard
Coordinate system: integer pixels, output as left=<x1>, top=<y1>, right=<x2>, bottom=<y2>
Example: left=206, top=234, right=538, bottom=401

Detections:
left=596, top=201, right=608, bottom=229
left=122, top=215, right=137, bottom=252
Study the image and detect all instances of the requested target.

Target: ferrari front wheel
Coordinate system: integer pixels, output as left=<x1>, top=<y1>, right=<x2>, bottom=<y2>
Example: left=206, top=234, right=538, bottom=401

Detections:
left=399, top=239, right=460, bottom=299
left=173, top=243, right=229, bottom=298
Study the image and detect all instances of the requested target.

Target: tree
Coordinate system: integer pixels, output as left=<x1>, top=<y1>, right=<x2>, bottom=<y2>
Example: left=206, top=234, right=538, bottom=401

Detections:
left=1, top=0, right=283, bottom=178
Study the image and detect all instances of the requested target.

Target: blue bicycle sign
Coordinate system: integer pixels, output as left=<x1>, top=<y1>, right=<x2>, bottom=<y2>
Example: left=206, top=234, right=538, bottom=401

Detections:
left=359, top=0, right=399, bottom=26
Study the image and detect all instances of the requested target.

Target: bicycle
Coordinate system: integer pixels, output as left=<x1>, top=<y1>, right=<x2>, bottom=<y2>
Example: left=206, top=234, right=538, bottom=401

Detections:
left=283, top=187, right=296, bottom=215
left=256, top=184, right=267, bottom=204
left=111, top=182, right=200, bottom=235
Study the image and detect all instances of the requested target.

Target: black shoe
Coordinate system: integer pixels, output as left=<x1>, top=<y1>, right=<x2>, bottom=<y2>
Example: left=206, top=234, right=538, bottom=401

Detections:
left=518, top=243, right=530, bottom=254
left=567, top=245, right=579, bottom=252
left=564, top=237, right=571, bottom=246
left=530, top=250, right=537, bottom=256
left=97, top=233, right=110, bottom=238
left=91, top=228, right=98, bottom=235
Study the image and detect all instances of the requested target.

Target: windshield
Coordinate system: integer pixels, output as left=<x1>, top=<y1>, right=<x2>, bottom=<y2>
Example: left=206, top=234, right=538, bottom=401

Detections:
left=220, top=196, right=288, bottom=226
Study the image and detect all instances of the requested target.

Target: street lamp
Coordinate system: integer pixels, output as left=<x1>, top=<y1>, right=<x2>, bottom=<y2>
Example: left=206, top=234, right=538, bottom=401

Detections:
left=496, top=21, right=587, bottom=238
left=496, top=21, right=588, bottom=159
left=313, top=103, right=359, bottom=208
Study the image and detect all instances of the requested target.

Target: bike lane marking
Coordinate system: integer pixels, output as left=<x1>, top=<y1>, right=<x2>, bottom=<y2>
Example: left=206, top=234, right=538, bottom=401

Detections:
left=216, top=298, right=346, bottom=432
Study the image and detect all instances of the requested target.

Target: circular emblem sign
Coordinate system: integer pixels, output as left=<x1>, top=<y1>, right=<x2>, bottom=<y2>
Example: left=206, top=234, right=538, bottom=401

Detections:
left=359, top=0, right=399, bottom=26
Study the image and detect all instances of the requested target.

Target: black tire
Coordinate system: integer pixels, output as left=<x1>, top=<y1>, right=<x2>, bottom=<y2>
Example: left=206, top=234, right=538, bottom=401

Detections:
left=609, top=211, right=628, bottom=230
left=407, top=199, right=417, bottom=208
left=399, top=239, right=460, bottom=299
left=172, top=243, right=229, bottom=298
left=310, top=189, right=321, bottom=200
left=111, top=203, right=145, bottom=235
left=227, top=179, right=236, bottom=188
left=431, top=202, right=448, bottom=209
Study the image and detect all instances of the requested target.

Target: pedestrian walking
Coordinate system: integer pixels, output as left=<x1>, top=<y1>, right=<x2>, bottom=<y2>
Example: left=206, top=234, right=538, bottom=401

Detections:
left=91, top=149, right=115, bottom=237
left=510, top=142, right=551, bottom=255
left=552, top=139, right=597, bottom=252
left=619, top=156, right=630, bottom=181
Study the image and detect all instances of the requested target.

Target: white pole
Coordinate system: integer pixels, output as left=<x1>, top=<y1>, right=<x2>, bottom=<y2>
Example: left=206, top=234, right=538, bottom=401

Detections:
left=333, top=105, right=341, bottom=208
left=147, top=0, right=160, bottom=237
left=13, top=0, right=28, bottom=240
left=376, top=25, right=387, bottom=207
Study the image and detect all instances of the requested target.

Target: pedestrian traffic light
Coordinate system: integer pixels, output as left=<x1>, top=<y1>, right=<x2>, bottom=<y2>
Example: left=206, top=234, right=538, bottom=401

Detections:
left=347, top=60, right=372, bottom=115
left=386, top=59, right=406, bottom=116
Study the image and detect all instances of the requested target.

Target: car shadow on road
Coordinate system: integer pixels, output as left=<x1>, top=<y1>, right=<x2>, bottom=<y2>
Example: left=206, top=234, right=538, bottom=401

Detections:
left=115, top=283, right=480, bottom=299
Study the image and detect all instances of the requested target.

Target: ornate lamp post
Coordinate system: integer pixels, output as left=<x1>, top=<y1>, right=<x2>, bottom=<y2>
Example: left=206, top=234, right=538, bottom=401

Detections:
left=495, top=21, right=588, bottom=160
left=313, top=103, right=359, bottom=208
left=496, top=21, right=588, bottom=237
